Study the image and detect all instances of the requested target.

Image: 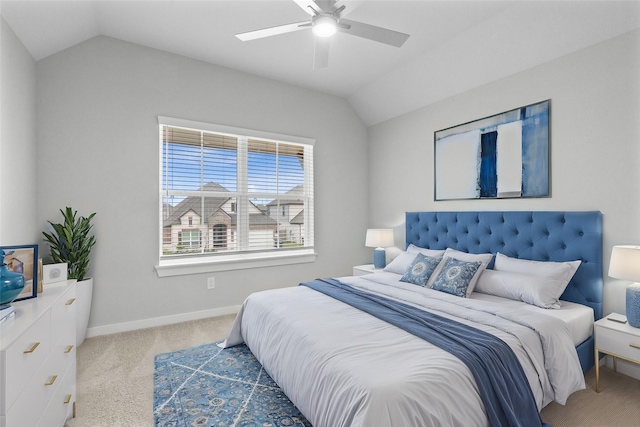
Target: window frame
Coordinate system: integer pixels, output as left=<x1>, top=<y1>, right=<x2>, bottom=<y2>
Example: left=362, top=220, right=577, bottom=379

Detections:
left=155, top=116, right=316, bottom=277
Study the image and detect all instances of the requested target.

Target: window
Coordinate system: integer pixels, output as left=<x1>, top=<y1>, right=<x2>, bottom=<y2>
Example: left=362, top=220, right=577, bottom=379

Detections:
left=157, top=117, right=315, bottom=275
left=180, top=230, right=200, bottom=248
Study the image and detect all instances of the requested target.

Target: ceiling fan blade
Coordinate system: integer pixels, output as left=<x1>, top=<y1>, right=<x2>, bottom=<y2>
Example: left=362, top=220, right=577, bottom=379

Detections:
left=334, top=1, right=364, bottom=18
left=293, top=0, right=322, bottom=15
left=314, top=37, right=330, bottom=69
left=294, top=0, right=345, bottom=15
left=338, top=19, right=410, bottom=47
left=236, top=21, right=310, bottom=41
left=314, top=0, right=340, bottom=13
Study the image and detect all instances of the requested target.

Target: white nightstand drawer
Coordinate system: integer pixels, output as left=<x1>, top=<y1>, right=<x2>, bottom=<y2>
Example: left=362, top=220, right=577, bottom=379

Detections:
left=596, top=327, right=640, bottom=363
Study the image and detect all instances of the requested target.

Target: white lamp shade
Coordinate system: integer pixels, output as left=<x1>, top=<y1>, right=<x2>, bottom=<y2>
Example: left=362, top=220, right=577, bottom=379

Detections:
left=365, top=229, right=394, bottom=248
left=609, top=245, right=640, bottom=281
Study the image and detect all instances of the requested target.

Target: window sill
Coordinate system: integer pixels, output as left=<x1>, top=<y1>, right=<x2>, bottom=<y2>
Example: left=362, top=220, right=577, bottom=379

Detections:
left=155, top=249, right=317, bottom=277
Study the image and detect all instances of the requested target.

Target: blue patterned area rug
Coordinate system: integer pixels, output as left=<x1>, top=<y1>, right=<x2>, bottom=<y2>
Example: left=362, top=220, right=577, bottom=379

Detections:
left=154, top=342, right=311, bottom=427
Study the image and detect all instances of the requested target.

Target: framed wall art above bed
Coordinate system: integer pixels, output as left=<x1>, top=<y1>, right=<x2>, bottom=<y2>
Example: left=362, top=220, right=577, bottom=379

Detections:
left=434, top=100, right=550, bottom=201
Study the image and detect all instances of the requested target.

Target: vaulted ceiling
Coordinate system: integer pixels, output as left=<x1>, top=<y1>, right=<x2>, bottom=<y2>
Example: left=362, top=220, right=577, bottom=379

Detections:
left=2, top=1, right=639, bottom=125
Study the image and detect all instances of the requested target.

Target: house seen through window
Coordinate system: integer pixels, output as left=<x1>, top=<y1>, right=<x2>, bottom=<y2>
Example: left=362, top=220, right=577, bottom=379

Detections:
left=159, top=118, right=314, bottom=263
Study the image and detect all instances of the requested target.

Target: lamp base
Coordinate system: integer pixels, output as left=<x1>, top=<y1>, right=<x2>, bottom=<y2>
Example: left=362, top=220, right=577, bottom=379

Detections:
left=373, top=248, right=386, bottom=269
left=626, top=283, right=640, bottom=328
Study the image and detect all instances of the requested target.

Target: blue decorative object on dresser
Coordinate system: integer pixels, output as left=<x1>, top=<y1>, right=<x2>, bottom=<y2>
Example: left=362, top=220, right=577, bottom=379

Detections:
left=0, top=249, right=25, bottom=306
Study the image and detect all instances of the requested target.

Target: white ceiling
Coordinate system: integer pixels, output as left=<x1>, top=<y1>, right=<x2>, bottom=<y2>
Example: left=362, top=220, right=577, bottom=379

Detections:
left=2, top=0, right=640, bottom=125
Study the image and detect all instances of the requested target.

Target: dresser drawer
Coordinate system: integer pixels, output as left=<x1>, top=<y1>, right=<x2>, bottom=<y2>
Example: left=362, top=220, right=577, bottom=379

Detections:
left=2, top=311, right=52, bottom=412
left=37, top=359, right=75, bottom=427
left=596, top=326, right=640, bottom=363
left=4, top=340, right=65, bottom=427
left=51, top=290, right=76, bottom=346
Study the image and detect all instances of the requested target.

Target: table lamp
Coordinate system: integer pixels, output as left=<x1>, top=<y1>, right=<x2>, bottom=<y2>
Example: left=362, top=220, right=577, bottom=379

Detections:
left=608, top=245, right=640, bottom=327
left=365, top=229, right=394, bottom=269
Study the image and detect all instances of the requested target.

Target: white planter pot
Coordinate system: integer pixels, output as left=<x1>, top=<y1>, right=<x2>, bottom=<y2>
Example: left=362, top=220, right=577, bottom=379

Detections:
left=76, top=277, right=93, bottom=346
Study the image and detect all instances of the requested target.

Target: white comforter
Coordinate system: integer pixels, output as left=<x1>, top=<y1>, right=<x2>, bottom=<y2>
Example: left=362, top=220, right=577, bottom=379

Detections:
left=223, top=273, right=585, bottom=427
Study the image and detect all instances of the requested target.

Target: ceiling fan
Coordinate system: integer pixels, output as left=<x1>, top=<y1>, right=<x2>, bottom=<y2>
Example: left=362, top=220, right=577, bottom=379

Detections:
left=235, top=0, right=410, bottom=69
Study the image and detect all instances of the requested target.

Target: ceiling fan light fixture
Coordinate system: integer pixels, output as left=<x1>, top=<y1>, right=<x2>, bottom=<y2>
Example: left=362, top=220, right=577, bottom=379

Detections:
left=312, top=15, right=337, bottom=37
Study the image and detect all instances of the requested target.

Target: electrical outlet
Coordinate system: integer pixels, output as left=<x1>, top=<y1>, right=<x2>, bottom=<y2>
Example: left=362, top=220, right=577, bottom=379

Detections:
left=207, top=277, right=215, bottom=289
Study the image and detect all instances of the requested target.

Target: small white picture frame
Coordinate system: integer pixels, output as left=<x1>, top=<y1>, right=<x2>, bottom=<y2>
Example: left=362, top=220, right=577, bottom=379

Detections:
left=43, top=263, right=68, bottom=284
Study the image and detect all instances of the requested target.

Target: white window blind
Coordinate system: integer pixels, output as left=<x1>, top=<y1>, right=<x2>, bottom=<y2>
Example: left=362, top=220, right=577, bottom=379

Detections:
left=159, top=118, right=314, bottom=264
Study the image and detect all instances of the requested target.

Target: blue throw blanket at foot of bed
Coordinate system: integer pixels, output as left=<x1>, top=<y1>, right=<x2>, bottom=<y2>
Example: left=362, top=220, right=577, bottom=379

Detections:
left=301, top=278, right=549, bottom=427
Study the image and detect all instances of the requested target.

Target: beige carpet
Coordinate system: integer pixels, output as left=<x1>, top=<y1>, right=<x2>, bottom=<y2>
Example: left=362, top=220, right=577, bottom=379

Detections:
left=66, top=314, right=640, bottom=427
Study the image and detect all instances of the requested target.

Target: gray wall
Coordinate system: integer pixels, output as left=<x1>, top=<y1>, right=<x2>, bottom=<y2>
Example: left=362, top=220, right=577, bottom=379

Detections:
left=0, top=17, right=38, bottom=245
left=36, top=36, right=369, bottom=331
left=368, top=29, right=640, bottom=317
left=8, top=22, right=639, bottom=331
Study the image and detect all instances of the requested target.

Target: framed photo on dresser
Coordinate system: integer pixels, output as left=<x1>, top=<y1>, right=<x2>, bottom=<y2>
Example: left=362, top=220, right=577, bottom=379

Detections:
left=1, top=244, right=38, bottom=301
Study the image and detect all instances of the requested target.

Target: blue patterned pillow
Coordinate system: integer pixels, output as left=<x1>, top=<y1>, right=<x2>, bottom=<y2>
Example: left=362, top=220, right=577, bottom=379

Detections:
left=431, top=257, right=482, bottom=297
left=400, top=254, right=442, bottom=287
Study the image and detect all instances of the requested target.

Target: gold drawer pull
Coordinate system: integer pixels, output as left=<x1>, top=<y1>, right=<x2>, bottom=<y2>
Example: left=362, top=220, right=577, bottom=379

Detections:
left=65, top=298, right=76, bottom=305
left=24, top=342, right=40, bottom=354
left=45, top=375, right=57, bottom=386
left=630, top=343, right=640, bottom=350
left=65, top=344, right=74, bottom=353
left=64, top=394, right=72, bottom=404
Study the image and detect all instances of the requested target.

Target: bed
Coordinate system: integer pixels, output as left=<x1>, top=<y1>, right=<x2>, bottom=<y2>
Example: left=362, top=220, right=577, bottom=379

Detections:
left=223, top=211, right=603, bottom=427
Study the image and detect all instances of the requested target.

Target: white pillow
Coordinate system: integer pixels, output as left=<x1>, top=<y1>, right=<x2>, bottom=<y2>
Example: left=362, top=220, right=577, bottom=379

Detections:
left=426, top=248, right=493, bottom=296
left=493, top=252, right=581, bottom=288
left=475, top=269, right=567, bottom=309
left=384, top=251, right=418, bottom=275
left=384, top=247, right=446, bottom=275
left=406, top=244, right=446, bottom=257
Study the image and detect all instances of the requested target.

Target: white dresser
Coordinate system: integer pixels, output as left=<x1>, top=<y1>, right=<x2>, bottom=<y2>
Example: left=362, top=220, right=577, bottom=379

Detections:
left=0, top=280, right=77, bottom=427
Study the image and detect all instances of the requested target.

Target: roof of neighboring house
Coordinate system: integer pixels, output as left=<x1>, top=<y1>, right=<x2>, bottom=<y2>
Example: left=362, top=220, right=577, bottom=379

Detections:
left=266, top=185, right=305, bottom=206
left=227, top=213, right=278, bottom=227
left=163, top=182, right=276, bottom=228
left=290, top=210, right=304, bottom=225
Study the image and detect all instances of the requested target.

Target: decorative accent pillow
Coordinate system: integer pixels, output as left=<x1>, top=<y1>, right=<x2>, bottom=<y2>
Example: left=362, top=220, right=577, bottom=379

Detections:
left=475, top=269, right=567, bottom=309
left=400, top=254, right=443, bottom=287
left=430, top=258, right=483, bottom=298
left=406, top=244, right=446, bottom=258
left=426, top=248, right=493, bottom=296
left=493, top=252, right=581, bottom=298
left=384, top=251, right=419, bottom=275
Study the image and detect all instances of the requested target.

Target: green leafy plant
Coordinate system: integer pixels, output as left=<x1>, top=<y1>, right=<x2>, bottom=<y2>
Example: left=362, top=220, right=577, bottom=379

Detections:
left=42, top=207, right=96, bottom=281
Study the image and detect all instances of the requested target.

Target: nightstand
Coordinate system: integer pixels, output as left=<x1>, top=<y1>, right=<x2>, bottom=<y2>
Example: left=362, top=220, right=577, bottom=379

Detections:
left=594, top=314, right=640, bottom=392
left=352, top=264, right=383, bottom=276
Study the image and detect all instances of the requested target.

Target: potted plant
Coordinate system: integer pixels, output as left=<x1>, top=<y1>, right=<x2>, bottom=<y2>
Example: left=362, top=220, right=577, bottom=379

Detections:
left=43, top=207, right=96, bottom=345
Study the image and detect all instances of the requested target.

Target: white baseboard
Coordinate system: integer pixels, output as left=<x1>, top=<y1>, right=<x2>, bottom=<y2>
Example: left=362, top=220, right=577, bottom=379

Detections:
left=85, top=305, right=241, bottom=338
left=604, top=355, right=640, bottom=381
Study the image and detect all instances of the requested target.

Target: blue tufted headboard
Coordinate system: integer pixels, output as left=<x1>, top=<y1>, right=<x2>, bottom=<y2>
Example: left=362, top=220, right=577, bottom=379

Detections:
left=405, top=211, right=603, bottom=371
